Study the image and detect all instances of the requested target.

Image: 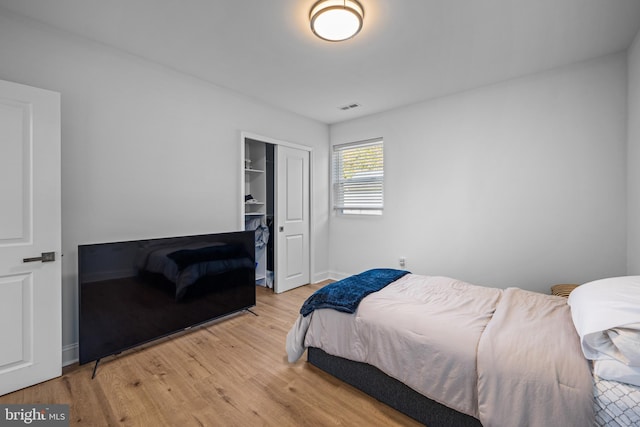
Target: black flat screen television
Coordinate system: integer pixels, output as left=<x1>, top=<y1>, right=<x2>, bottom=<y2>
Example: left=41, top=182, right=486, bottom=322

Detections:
left=78, top=231, right=255, bottom=365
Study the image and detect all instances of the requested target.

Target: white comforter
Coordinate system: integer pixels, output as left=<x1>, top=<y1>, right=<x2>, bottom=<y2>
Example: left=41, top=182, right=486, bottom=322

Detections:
left=286, top=274, right=594, bottom=427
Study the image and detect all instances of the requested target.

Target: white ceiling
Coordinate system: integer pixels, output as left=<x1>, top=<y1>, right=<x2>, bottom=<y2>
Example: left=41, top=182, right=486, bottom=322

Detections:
left=1, top=0, right=639, bottom=124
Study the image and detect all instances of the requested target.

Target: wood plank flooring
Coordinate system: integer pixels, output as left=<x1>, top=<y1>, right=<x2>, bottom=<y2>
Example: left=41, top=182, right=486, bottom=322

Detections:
left=0, top=282, right=422, bottom=426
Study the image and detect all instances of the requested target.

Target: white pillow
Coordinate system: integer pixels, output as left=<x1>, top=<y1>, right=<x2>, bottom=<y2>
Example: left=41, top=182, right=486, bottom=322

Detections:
left=607, top=324, right=640, bottom=365
left=568, top=276, right=640, bottom=364
left=594, top=359, right=640, bottom=387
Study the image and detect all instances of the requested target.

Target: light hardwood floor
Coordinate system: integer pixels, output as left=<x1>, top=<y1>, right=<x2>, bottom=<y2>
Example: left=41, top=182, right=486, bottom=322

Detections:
left=0, top=282, right=422, bottom=426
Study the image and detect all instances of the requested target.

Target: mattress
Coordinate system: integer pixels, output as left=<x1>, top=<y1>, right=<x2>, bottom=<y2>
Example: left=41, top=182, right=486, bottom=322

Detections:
left=595, top=374, right=640, bottom=427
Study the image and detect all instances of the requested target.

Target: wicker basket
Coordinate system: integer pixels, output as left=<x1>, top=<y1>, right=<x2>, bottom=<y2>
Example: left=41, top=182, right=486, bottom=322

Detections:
left=550, top=284, right=579, bottom=298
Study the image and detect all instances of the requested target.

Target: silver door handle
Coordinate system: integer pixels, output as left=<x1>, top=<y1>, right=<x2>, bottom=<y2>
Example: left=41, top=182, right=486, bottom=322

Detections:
left=23, top=252, right=56, bottom=263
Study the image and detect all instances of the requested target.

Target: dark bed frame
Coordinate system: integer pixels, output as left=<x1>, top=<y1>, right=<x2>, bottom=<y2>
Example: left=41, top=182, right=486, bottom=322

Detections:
left=308, top=347, right=482, bottom=427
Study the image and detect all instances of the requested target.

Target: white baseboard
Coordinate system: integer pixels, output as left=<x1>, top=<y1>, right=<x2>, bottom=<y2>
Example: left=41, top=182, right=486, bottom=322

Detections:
left=313, top=271, right=356, bottom=283
left=326, top=271, right=351, bottom=281
left=312, top=270, right=332, bottom=283
left=62, top=343, right=78, bottom=367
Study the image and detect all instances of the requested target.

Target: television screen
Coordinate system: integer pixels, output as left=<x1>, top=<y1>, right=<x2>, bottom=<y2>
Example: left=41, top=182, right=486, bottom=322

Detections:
left=78, top=231, right=255, bottom=365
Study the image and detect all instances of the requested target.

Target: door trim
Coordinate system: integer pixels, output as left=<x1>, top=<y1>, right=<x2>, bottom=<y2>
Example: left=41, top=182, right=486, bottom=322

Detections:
left=239, top=131, right=314, bottom=287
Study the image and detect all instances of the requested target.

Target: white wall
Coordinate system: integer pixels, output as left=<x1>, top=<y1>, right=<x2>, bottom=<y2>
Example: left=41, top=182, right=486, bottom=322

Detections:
left=329, top=54, right=628, bottom=293
left=0, top=10, right=330, bottom=363
left=628, top=31, right=640, bottom=274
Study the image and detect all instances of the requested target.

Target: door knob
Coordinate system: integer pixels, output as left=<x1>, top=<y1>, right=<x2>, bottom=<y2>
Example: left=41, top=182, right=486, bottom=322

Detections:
left=23, top=252, right=56, bottom=263
left=279, top=226, right=284, bottom=232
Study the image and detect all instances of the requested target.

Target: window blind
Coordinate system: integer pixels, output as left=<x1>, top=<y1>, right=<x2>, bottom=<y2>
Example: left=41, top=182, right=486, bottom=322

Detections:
left=332, top=138, right=383, bottom=213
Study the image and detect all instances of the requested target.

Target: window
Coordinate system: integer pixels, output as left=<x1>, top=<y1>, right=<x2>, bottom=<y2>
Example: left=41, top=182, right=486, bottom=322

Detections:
left=332, top=138, right=383, bottom=215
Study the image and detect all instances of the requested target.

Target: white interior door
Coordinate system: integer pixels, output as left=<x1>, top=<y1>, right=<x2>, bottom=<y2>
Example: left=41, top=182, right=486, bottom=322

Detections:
left=0, top=79, right=61, bottom=396
left=275, top=145, right=310, bottom=293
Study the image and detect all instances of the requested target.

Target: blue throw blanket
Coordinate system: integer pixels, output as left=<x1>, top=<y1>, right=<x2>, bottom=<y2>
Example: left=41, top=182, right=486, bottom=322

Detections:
left=300, top=268, right=410, bottom=317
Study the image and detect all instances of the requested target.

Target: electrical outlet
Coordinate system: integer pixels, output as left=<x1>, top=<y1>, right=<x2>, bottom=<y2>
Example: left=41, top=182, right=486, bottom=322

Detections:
left=399, top=257, right=406, bottom=268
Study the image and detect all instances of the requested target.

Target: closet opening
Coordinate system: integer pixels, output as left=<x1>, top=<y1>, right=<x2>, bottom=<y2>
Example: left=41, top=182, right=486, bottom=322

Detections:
left=241, top=132, right=311, bottom=294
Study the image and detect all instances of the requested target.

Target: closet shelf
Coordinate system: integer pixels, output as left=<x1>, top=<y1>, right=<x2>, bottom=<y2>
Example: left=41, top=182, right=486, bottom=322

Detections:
left=244, top=139, right=269, bottom=288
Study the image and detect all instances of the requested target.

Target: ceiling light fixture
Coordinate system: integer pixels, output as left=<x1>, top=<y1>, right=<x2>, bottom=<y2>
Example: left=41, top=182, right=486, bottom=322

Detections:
left=310, top=0, right=364, bottom=42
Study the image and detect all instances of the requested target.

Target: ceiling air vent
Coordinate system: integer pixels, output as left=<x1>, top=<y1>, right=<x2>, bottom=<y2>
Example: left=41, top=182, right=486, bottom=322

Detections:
left=339, top=103, right=361, bottom=111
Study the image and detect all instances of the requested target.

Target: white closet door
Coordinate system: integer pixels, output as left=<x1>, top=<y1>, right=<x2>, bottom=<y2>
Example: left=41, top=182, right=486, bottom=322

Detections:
left=275, top=145, right=310, bottom=293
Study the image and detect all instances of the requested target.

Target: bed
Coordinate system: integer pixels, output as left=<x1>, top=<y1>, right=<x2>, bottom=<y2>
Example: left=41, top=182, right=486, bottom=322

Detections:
left=135, top=237, right=254, bottom=300
left=286, top=270, right=640, bottom=427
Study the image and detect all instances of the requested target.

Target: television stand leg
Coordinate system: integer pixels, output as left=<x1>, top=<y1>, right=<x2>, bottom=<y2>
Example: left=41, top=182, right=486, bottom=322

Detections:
left=91, top=359, right=101, bottom=379
left=246, top=308, right=258, bottom=316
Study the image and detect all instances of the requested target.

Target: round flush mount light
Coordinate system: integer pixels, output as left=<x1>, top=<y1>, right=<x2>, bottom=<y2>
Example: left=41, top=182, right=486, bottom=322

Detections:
left=310, top=0, right=364, bottom=42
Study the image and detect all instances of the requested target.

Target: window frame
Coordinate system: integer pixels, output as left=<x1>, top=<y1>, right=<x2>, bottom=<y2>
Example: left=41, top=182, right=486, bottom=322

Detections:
left=331, top=137, right=384, bottom=216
